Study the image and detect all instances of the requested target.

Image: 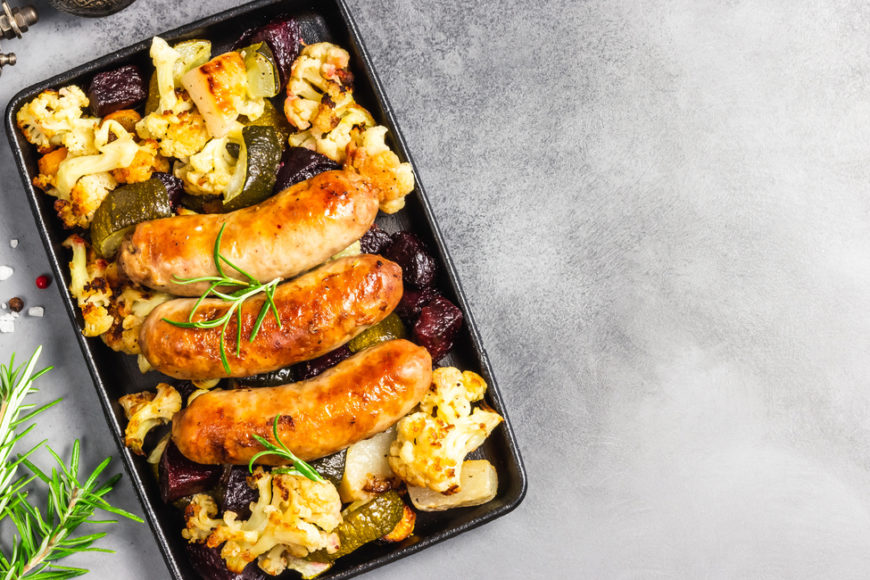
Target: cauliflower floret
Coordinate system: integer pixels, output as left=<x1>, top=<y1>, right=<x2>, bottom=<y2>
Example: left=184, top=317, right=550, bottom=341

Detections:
left=284, top=42, right=376, bottom=163
left=259, top=546, right=331, bottom=578
left=284, top=42, right=354, bottom=131
left=16, top=85, right=92, bottom=153
left=62, top=234, right=114, bottom=336
left=183, top=468, right=341, bottom=574
left=287, top=104, right=374, bottom=163
left=346, top=125, right=414, bottom=214
left=118, top=383, right=182, bottom=455
left=174, top=132, right=242, bottom=195
left=54, top=172, right=117, bottom=229
left=150, top=36, right=182, bottom=112
left=136, top=93, right=210, bottom=160
left=62, top=234, right=169, bottom=347
left=388, top=368, right=503, bottom=493
left=55, top=119, right=139, bottom=196
left=101, top=285, right=172, bottom=354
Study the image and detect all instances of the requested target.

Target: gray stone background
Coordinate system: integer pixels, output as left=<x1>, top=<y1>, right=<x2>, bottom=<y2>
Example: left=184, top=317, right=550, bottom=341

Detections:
left=0, top=0, right=869, bottom=578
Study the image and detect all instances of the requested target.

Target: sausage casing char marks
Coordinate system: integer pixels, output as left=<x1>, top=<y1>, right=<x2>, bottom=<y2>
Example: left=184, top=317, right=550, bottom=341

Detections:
left=171, top=339, right=433, bottom=464
left=118, top=169, right=378, bottom=296
left=140, top=255, right=402, bottom=379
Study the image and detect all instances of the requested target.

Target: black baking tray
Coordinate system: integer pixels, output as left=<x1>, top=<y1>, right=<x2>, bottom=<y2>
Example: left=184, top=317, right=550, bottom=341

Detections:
left=5, top=1, right=526, bottom=578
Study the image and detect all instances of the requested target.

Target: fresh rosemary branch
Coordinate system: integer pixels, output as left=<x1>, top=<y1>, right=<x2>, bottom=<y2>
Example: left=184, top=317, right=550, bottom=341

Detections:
left=0, top=347, right=142, bottom=579
left=163, top=223, right=283, bottom=374
left=248, top=416, right=323, bottom=483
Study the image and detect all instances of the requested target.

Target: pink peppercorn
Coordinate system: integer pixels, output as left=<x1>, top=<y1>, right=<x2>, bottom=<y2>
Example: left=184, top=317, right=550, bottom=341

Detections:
left=35, top=275, right=51, bottom=289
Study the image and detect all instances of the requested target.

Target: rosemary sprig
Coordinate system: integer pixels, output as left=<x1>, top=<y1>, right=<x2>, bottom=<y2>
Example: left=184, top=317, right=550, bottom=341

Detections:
left=0, top=347, right=142, bottom=579
left=248, top=416, right=323, bottom=483
left=162, top=223, right=283, bottom=374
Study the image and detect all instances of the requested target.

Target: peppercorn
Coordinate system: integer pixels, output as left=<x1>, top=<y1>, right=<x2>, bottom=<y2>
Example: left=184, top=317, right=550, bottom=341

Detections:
left=7, top=297, right=23, bottom=312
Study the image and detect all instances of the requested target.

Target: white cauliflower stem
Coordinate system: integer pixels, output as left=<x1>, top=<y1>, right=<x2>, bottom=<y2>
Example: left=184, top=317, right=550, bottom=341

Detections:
left=388, top=368, right=503, bottom=493
left=183, top=468, right=342, bottom=574
left=118, top=383, right=181, bottom=455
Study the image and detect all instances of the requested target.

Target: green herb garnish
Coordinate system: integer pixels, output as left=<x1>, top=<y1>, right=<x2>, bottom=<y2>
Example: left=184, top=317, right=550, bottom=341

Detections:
left=0, top=347, right=142, bottom=579
left=248, top=415, right=323, bottom=483
left=162, top=223, right=282, bottom=374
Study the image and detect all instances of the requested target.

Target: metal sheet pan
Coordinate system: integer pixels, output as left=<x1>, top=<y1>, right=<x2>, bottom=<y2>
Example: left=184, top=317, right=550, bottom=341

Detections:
left=4, top=1, right=526, bottom=577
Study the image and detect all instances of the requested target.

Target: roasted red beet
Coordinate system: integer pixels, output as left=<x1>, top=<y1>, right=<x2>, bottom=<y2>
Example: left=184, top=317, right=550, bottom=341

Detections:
left=293, top=345, right=352, bottom=381
left=159, top=441, right=222, bottom=503
left=413, top=296, right=463, bottom=362
left=360, top=224, right=393, bottom=255
left=395, top=286, right=441, bottom=324
left=217, top=466, right=258, bottom=520
left=87, top=64, right=147, bottom=117
left=273, top=147, right=341, bottom=193
left=383, top=231, right=437, bottom=288
left=152, top=172, right=185, bottom=209
left=186, top=543, right=267, bottom=580
left=234, top=17, right=302, bottom=91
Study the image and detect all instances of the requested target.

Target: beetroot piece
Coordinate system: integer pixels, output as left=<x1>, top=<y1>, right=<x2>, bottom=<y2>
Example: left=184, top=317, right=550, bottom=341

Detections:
left=293, top=345, right=352, bottom=381
left=186, top=543, right=267, bottom=580
left=217, top=466, right=258, bottom=520
left=152, top=172, right=185, bottom=210
left=87, top=64, right=147, bottom=117
left=413, top=296, right=463, bottom=362
left=273, top=147, right=341, bottom=194
left=159, top=442, right=222, bottom=503
left=395, top=286, right=441, bottom=325
left=234, top=17, right=302, bottom=91
left=360, top=224, right=393, bottom=255
left=383, top=232, right=437, bottom=289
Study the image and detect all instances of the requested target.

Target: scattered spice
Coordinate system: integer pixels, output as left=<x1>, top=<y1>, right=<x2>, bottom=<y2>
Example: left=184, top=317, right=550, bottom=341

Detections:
left=7, top=297, right=23, bottom=313
left=0, top=266, right=12, bottom=281
left=9, top=239, right=18, bottom=249
left=35, top=274, right=51, bottom=289
left=27, top=306, right=44, bottom=318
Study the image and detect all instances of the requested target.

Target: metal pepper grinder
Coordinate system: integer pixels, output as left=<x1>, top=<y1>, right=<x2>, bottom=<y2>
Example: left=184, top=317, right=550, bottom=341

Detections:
left=0, top=1, right=37, bottom=76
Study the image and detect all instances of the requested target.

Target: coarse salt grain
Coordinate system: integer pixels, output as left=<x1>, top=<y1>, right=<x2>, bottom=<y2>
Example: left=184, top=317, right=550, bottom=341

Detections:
left=9, top=239, right=18, bottom=249
left=0, top=266, right=12, bottom=281
left=27, top=306, right=44, bottom=318
left=0, top=312, right=17, bottom=333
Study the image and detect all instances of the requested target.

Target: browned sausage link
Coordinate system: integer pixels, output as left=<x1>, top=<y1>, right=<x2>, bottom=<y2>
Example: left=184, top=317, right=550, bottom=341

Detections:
left=171, top=339, right=433, bottom=464
left=118, top=169, right=378, bottom=296
left=140, top=255, right=402, bottom=379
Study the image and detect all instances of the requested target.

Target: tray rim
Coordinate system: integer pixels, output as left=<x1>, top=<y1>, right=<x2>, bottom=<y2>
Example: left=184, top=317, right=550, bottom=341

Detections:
left=4, top=1, right=528, bottom=578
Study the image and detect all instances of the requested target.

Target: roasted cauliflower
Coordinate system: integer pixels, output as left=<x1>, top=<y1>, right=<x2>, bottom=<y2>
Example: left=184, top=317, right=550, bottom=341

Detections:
left=183, top=468, right=342, bottom=574
left=174, top=132, right=241, bottom=196
left=284, top=42, right=354, bottom=132
left=284, top=42, right=375, bottom=163
left=63, top=234, right=169, bottom=349
left=53, top=172, right=117, bottom=229
left=101, top=285, right=172, bottom=354
left=388, top=368, right=503, bottom=493
left=63, top=234, right=115, bottom=336
left=15, top=85, right=94, bottom=154
left=118, top=383, right=182, bottom=455
left=136, top=94, right=210, bottom=160
left=346, top=125, right=414, bottom=214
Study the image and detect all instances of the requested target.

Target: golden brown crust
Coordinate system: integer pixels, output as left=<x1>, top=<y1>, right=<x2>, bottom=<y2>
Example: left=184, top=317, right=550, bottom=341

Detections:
left=171, top=339, right=433, bottom=464
left=140, top=255, right=402, bottom=379
left=118, top=169, right=378, bottom=296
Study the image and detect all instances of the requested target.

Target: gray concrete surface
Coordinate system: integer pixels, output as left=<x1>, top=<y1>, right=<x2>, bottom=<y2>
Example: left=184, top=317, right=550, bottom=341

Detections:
left=0, top=0, right=869, bottom=577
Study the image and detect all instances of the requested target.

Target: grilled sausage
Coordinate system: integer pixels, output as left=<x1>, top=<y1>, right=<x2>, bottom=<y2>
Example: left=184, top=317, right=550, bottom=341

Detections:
left=140, top=255, right=402, bottom=379
left=171, top=339, right=432, bottom=464
left=119, top=169, right=378, bottom=296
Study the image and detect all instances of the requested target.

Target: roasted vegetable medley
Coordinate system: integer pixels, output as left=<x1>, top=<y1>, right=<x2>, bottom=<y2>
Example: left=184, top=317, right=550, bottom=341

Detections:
left=16, top=14, right=503, bottom=580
